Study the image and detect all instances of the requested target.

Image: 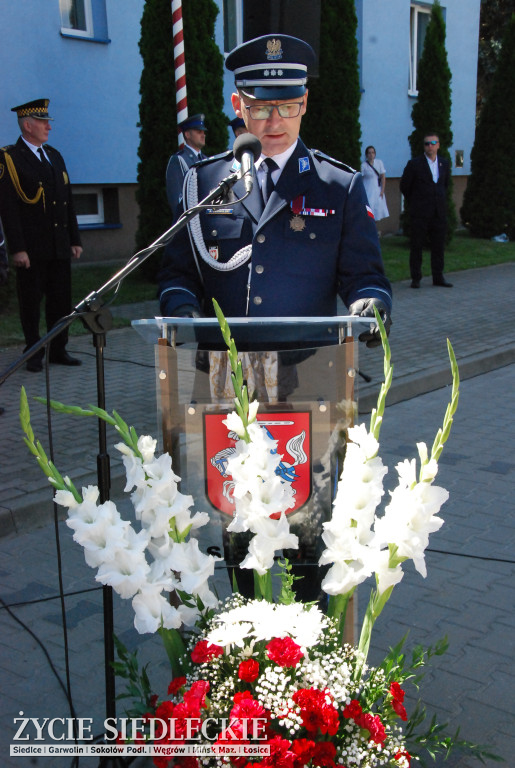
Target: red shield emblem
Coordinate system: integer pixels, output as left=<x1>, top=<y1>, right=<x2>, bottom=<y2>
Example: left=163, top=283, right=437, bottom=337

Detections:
left=204, top=411, right=312, bottom=517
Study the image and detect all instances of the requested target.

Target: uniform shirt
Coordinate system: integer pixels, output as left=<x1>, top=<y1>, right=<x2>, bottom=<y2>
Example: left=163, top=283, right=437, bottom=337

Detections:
left=426, top=154, right=439, bottom=183
left=21, top=136, right=51, bottom=163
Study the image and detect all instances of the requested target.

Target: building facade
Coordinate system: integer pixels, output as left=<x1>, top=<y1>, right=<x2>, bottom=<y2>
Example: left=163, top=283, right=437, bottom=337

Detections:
left=0, top=0, right=480, bottom=261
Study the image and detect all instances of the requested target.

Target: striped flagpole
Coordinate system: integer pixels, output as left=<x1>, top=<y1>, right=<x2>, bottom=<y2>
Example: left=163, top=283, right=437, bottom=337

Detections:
left=172, top=0, right=187, bottom=148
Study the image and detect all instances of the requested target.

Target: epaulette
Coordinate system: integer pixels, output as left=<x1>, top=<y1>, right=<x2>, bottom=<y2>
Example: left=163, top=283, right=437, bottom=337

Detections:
left=196, top=149, right=233, bottom=166
left=311, top=149, right=357, bottom=174
left=0, top=145, right=14, bottom=153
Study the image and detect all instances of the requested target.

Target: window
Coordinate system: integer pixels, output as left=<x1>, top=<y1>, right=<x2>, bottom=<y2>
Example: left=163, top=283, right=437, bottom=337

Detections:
left=59, top=0, right=109, bottom=42
left=223, top=0, right=243, bottom=53
left=73, top=187, right=120, bottom=229
left=73, top=188, right=104, bottom=225
left=409, top=3, right=431, bottom=95
left=60, top=0, right=93, bottom=38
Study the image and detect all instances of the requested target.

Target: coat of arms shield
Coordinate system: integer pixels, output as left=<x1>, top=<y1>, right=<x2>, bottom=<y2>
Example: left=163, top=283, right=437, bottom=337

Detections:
left=204, top=411, right=312, bottom=517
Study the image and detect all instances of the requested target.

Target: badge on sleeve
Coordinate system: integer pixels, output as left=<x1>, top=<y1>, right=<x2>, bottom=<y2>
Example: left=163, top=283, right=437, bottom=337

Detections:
left=298, top=156, right=310, bottom=173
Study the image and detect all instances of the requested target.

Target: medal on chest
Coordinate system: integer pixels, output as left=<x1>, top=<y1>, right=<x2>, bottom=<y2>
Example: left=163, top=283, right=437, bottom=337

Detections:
left=290, top=195, right=306, bottom=232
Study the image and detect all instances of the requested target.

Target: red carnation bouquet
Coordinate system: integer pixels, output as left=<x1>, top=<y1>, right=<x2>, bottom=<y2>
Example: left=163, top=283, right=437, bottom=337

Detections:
left=133, top=592, right=416, bottom=768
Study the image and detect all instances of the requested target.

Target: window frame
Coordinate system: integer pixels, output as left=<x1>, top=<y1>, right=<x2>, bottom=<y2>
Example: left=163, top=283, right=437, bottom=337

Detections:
left=409, top=3, right=431, bottom=96
left=59, top=0, right=94, bottom=39
left=73, top=187, right=105, bottom=226
left=223, top=0, right=243, bottom=54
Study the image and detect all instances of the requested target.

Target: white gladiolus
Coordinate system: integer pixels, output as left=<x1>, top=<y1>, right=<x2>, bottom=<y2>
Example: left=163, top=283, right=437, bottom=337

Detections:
left=170, top=539, right=220, bottom=608
left=132, top=585, right=184, bottom=634
left=319, top=423, right=386, bottom=597
left=226, top=423, right=296, bottom=541
left=137, top=434, right=157, bottom=463
left=96, top=548, right=150, bottom=599
left=222, top=410, right=247, bottom=438
left=239, top=513, right=298, bottom=575
left=321, top=420, right=450, bottom=599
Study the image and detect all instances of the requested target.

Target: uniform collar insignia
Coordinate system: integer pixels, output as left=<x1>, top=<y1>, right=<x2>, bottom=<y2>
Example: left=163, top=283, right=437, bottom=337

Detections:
left=299, top=156, right=310, bottom=173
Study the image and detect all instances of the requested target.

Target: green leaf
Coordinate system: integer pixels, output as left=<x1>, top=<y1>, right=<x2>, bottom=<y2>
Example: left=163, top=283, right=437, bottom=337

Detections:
left=158, top=627, right=188, bottom=676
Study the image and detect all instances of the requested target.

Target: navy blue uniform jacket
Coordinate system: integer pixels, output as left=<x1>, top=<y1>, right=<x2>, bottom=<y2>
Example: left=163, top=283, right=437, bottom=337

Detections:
left=166, top=145, right=204, bottom=223
left=158, top=139, right=392, bottom=318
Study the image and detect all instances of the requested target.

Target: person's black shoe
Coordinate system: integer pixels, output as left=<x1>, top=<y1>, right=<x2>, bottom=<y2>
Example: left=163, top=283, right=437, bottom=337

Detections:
left=410, top=279, right=420, bottom=289
left=433, top=278, right=453, bottom=287
left=0, top=407, right=5, bottom=416
left=26, top=358, right=43, bottom=372
left=49, top=351, right=82, bottom=366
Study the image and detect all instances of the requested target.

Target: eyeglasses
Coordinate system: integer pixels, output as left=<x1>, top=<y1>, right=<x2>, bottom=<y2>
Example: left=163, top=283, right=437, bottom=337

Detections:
left=424, top=140, right=439, bottom=146
left=244, top=102, right=304, bottom=120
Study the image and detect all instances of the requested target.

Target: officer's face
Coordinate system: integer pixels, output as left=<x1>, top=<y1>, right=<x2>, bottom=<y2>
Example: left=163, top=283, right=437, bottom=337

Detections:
left=24, top=117, right=51, bottom=147
left=232, top=92, right=308, bottom=157
left=184, top=128, right=206, bottom=152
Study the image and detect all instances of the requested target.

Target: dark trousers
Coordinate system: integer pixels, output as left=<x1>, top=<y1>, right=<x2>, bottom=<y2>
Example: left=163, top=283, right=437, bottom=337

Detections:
left=409, top=215, right=447, bottom=282
left=16, top=259, right=72, bottom=360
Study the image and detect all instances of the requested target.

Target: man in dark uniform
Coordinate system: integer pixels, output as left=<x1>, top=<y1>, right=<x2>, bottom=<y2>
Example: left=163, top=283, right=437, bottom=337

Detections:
left=165, top=113, right=207, bottom=223
left=158, top=35, right=392, bottom=336
left=400, top=132, right=452, bottom=288
left=157, top=35, right=392, bottom=602
left=0, top=99, right=82, bottom=372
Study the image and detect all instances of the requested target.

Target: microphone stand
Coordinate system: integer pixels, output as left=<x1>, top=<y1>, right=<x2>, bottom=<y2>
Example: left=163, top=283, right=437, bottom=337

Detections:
left=0, top=168, right=241, bottom=767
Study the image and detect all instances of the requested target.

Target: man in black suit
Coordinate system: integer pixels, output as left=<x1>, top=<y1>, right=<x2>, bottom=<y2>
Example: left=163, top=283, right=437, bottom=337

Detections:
left=400, top=133, right=452, bottom=288
left=0, top=99, right=83, bottom=371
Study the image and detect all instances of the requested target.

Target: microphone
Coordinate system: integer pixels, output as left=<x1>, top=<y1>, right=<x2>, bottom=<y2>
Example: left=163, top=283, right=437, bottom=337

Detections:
left=233, top=133, right=262, bottom=194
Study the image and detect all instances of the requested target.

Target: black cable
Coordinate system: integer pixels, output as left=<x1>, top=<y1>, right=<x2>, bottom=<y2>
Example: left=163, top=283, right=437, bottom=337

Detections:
left=426, top=547, right=514, bottom=564
left=1, top=585, right=103, bottom=610
left=1, top=597, right=79, bottom=768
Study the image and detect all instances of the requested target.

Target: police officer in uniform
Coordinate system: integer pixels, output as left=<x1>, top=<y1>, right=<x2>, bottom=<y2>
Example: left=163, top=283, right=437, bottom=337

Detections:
left=158, top=35, right=393, bottom=601
left=158, top=35, right=392, bottom=339
left=0, top=99, right=82, bottom=371
left=165, top=113, right=208, bottom=223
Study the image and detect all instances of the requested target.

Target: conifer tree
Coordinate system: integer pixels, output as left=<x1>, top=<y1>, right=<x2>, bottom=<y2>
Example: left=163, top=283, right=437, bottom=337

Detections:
left=404, top=0, right=456, bottom=240
left=301, top=0, right=361, bottom=168
left=135, top=0, right=226, bottom=268
left=461, top=13, right=515, bottom=239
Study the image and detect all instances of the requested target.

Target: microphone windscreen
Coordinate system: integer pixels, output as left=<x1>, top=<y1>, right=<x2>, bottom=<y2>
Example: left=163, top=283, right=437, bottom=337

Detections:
left=233, top=133, right=262, bottom=163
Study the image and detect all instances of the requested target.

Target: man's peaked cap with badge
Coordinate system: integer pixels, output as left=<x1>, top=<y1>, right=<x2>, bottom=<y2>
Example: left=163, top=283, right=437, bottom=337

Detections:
left=179, top=113, right=207, bottom=132
left=11, top=99, right=53, bottom=120
left=225, top=34, right=315, bottom=100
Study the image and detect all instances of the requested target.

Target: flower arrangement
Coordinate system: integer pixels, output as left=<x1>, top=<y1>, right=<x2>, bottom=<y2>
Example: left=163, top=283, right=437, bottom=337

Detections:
left=21, top=305, right=494, bottom=766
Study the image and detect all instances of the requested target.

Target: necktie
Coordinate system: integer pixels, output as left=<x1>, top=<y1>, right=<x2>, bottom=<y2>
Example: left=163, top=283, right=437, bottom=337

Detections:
left=261, top=158, right=278, bottom=205
left=37, top=148, right=53, bottom=176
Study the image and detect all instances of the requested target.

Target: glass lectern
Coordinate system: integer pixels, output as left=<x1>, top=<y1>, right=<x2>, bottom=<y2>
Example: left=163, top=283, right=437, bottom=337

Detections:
left=132, top=316, right=373, bottom=643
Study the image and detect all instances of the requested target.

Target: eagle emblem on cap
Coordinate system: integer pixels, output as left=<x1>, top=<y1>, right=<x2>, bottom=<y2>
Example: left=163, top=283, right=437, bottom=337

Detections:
left=266, top=38, right=283, bottom=60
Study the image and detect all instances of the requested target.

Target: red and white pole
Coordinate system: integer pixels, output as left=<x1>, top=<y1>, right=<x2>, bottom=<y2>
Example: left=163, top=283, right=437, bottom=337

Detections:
left=172, top=0, right=187, bottom=148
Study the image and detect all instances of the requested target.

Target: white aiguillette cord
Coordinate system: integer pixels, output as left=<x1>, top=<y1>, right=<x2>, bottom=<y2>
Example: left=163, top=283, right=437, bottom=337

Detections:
left=186, top=168, right=252, bottom=272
